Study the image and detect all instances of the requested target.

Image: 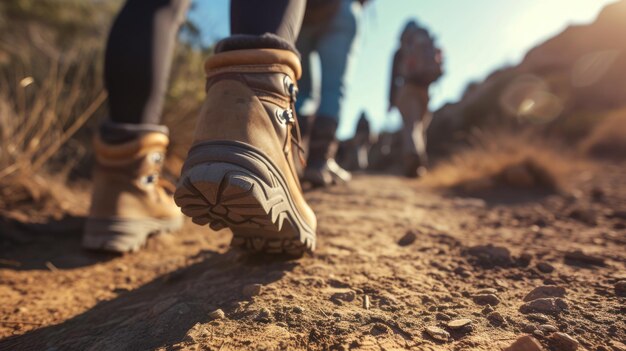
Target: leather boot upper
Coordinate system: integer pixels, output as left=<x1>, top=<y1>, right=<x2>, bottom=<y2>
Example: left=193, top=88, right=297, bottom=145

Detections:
left=192, top=49, right=316, bottom=229
left=89, top=132, right=180, bottom=221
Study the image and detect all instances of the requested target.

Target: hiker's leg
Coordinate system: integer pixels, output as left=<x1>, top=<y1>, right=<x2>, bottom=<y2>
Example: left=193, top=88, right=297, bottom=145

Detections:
left=86, top=0, right=190, bottom=252
left=230, top=0, right=305, bottom=44
left=104, top=0, right=190, bottom=132
left=315, top=0, right=359, bottom=124
left=303, top=0, right=359, bottom=186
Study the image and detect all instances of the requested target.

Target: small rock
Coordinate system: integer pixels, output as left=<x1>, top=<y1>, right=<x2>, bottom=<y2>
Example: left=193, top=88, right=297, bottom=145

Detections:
left=363, top=295, right=371, bottom=310
left=454, top=266, right=472, bottom=278
left=472, top=294, right=501, bottom=306
left=538, top=324, right=558, bottom=333
left=523, top=286, right=566, bottom=301
left=550, top=332, right=578, bottom=351
left=256, top=307, right=272, bottom=322
left=522, top=323, right=537, bottom=333
left=447, top=318, right=472, bottom=329
left=398, top=230, right=417, bottom=246
left=331, top=290, right=356, bottom=303
left=466, top=244, right=513, bottom=267
left=371, top=323, right=391, bottom=336
left=481, top=306, right=494, bottom=315
left=536, top=262, right=555, bottom=273
left=436, top=312, right=451, bottom=321
left=520, top=298, right=568, bottom=315
left=208, top=309, right=225, bottom=320
left=533, top=329, right=545, bottom=338
left=518, top=253, right=533, bottom=267
left=526, top=314, right=550, bottom=323
left=292, top=306, right=304, bottom=313
left=504, top=335, right=543, bottom=351
left=614, top=281, right=626, bottom=297
left=487, top=311, right=506, bottom=327
left=425, top=326, right=450, bottom=342
left=568, top=208, right=597, bottom=225
left=242, top=284, right=263, bottom=298
left=477, top=288, right=498, bottom=295
left=564, top=250, right=605, bottom=267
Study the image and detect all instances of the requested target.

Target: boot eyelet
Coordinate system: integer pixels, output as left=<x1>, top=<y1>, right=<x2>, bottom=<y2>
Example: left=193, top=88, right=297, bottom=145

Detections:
left=275, top=108, right=294, bottom=125
left=283, top=76, right=298, bottom=102
left=149, top=152, right=164, bottom=164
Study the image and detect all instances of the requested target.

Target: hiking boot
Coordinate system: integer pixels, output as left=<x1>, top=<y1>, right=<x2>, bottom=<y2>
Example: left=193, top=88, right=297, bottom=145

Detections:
left=174, top=48, right=317, bottom=255
left=83, top=131, right=183, bottom=253
left=404, top=153, right=428, bottom=178
left=303, top=116, right=351, bottom=187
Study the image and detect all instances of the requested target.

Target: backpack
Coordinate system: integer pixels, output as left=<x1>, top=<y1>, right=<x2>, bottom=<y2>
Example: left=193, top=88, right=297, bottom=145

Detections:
left=398, top=28, right=443, bottom=85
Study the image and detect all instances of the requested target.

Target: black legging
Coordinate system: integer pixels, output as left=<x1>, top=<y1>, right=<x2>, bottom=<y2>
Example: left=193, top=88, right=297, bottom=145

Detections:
left=105, top=0, right=305, bottom=126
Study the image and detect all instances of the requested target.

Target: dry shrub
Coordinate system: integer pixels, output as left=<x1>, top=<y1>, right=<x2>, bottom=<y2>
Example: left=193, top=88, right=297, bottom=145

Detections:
left=580, top=108, right=626, bottom=160
left=423, top=130, right=580, bottom=194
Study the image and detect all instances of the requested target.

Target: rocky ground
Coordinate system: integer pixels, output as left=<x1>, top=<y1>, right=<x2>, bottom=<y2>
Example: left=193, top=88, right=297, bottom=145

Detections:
left=0, top=163, right=624, bottom=351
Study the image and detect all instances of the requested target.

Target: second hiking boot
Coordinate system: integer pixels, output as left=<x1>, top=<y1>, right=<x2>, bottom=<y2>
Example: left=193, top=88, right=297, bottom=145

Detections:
left=83, top=131, right=183, bottom=253
left=303, top=117, right=352, bottom=187
left=175, top=48, right=317, bottom=255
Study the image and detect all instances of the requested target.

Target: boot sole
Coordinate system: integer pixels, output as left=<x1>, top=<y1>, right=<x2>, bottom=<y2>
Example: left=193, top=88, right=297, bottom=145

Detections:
left=83, top=216, right=183, bottom=253
left=174, top=141, right=316, bottom=256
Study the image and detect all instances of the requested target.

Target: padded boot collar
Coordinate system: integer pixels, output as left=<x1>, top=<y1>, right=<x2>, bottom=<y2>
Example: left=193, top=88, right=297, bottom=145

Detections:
left=205, top=49, right=302, bottom=80
left=94, top=131, right=169, bottom=166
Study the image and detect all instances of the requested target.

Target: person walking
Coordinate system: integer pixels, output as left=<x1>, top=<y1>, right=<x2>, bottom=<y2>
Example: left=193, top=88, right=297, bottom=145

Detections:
left=83, top=0, right=316, bottom=256
left=295, top=0, right=368, bottom=187
left=388, top=20, right=443, bottom=177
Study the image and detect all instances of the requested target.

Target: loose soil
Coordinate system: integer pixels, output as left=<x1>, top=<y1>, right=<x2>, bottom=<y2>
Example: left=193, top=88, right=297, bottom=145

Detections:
left=0, top=163, right=624, bottom=351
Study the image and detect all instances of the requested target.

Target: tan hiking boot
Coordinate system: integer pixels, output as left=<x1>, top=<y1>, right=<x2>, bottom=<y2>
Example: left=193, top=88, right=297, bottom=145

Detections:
left=174, top=48, right=317, bottom=255
left=83, top=132, right=183, bottom=253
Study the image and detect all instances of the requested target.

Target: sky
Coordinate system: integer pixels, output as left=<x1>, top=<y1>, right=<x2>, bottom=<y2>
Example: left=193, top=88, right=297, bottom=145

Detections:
left=189, top=0, right=617, bottom=139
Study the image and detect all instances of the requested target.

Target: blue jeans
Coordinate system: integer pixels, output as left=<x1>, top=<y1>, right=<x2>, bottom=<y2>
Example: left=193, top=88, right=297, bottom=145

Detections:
left=295, top=0, right=359, bottom=122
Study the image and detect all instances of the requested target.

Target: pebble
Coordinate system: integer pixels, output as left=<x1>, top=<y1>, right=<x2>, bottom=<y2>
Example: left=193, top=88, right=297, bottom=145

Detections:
left=550, top=332, right=578, bottom=351
left=436, top=312, right=451, bottom=321
left=363, top=295, right=371, bottom=310
left=242, top=284, right=263, bottom=298
left=564, top=250, right=605, bottom=267
left=477, top=288, right=498, bottom=295
left=256, top=307, right=272, bottom=322
left=504, top=335, right=543, bottom=351
left=533, top=329, right=545, bottom=338
left=398, top=230, right=417, bottom=246
left=538, top=324, right=558, bottom=333
left=472, top=294, right=501, bottom=306
left=487, top=311, right=506, bottom=327
left=371, top=323, right=391, bottom=336
left=208, top=309, right=225, bottom=320
left=292, top=306, right=304, bottom=313
left=425, top=326, right=450, bottom=342
left=331, top=290, right=356, bottom=303
left=466, top=244, right=513, bottom=267
left=615, top=281, right=626, bottom=297
left=481, top=306, right=494, bottom=315
left=454, top=266, right=472, bottom=278
left=536, top=262, right=555, bottom=273
left=520, top=298, right=567, bottom=315
left=523, top=286, right=566, bottom=302
left=447, top=318, right=472, bottom=329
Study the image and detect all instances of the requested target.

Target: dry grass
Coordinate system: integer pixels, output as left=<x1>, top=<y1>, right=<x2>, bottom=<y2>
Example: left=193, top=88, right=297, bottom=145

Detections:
left=423, top=130, right=581, bottom=194
left=580, top=108, right=626, bottom=160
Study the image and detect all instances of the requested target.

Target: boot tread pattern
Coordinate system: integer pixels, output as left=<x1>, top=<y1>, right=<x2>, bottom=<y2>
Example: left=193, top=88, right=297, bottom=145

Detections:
left=175, top=162, right=315, bottom=255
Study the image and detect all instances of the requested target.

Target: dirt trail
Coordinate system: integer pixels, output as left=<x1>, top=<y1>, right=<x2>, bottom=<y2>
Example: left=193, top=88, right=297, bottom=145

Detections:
left=0, top=168, right=625, bottom=351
